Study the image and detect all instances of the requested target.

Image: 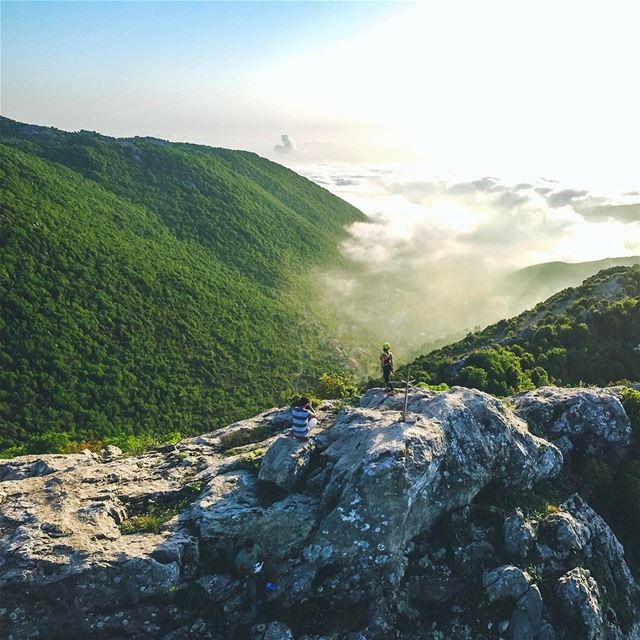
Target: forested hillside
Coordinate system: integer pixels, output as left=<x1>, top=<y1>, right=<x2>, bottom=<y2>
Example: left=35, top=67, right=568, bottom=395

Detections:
left=401, top=265, right=640, bottom=393
left=499, top=255, right=639, bottom=310
left=0, top=118, right=364, bottom=456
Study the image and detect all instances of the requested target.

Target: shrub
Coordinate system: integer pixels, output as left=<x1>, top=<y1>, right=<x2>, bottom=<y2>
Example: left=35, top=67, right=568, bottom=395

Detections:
left=529, top=366, right=550, bottom=387
left=316, top=371, right=358, bottom=399
left=27, top=431, right=71, bottom=454
left=120, top=507, right=175, bottom=535
left=103, top=431, right=182, bottom=456
left=456, top=366, right=488, bottom=391
left=416, top=382, right=449, bottom=391
left=120, top=481, right=203, bottom=534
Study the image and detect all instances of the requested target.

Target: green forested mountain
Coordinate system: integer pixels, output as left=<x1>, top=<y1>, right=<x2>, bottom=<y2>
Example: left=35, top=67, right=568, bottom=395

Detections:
left=0, top=117, right=364, bottom=455
left=401, top=265, right=640, bottom=394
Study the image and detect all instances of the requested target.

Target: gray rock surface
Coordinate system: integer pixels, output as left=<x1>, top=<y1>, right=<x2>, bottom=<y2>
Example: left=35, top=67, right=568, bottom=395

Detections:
left=511, top=583, right=544, bottom=639
left=513, top=386, right=632, bottom=456
left=0, top=386, right=637, bottom=640
left=504, top=508, right=536, bottom=559
left=301, top=387, right=561, bottom=602
left=250, top=621, right=294, bottom=640
left=555, top=567, right=604, bottom=639
left=193, top=470, right=319, bottom=562
left=0, top=450, right=99, bottom=481
left=258, top=435, right=316, bottom=490
left=483, top=565, right=532, bottom=602
left=537, top=494, right=640, bottom=625
left=101, top=444, right=123, bottom=460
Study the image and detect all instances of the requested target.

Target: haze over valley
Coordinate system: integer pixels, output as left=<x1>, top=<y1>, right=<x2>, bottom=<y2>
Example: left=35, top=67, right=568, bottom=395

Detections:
left=294, top=162, right=640, bottom=357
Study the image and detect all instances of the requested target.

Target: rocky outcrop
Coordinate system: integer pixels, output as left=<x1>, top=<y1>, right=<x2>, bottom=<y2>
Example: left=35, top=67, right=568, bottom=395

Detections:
left=482, top=566, right=544, bottom=640
left=0, top=387, right=638, bottom=640
left=250, top=621, right=294, bottom=640
left=503, top=508, right=536, bottom=559
left=258, top=435, right=316, bottom=490
left=555, top=568, right=604, bottom=639
left=512, top=387, right=631, bottom=457
left=293, top=387, right=562, bottom=603
left=0, top=449, right=100, bottom=481
left=483, top=565, right=532, bottom=602
left=536, top=494, right=640, bottom=628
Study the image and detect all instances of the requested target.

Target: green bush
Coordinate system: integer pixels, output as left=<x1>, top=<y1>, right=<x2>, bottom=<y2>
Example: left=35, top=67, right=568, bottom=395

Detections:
left=456, top=366, right=489, bottom=391
left=103, top=431, right=182, bottom=456
left=316, top=371, right=358, bottom=399
left=27, top=431, right=71, bottom=454
left=120, top=481, right=203, bottom=534
left=416, top=382, right=449, bottom=391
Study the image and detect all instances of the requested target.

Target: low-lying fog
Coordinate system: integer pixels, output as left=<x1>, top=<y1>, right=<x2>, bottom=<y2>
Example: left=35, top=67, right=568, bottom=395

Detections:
left=303, top=164, right=640, bottom=361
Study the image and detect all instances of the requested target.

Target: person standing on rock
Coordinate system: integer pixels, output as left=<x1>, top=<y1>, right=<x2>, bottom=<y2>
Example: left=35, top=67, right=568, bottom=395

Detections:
left=234, top=538, right=278, bottom=612
left=380, top=342, right=395, bottom=394
left=291, top=396, right=318, bottom=439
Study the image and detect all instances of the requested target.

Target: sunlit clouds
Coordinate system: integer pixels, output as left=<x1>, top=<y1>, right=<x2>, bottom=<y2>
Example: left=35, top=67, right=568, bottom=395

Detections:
left=299, top=164, right=640, bottom=354
left=3, top=0, right=638, bottom=353
left=262, top=2, right=639, bottom=193
left=4, top=2, right=637, bottom=192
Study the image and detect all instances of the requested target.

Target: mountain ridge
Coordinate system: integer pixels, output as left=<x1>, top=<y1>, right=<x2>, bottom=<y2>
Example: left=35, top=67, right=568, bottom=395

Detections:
left=0, top=117, right=364, bottom=456
left=400, top=265, right=640, bottom=395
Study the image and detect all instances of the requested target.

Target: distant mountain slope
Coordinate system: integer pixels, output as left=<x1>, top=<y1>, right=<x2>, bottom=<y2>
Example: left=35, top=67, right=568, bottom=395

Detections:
left=0, top=118, right=364, bottom=455
left=501, top=255, right=640, bottom=307
left=401, top=265, right=640, bottom=394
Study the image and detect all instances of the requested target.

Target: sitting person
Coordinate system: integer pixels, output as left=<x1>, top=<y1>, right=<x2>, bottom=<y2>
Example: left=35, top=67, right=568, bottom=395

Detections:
left=234, top=538, right=278, bottom=612
left=291, top=396, right=318, bottom=439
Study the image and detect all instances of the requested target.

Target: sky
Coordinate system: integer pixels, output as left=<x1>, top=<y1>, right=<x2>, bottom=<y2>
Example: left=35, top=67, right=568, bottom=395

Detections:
left=2, top=1, right=639, bottom=191
left=2, top=1, right=639, bottom=352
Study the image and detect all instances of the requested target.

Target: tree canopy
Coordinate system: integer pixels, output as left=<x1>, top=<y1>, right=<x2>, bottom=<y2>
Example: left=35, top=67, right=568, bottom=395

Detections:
left=0, top=118, right=364, bottom=456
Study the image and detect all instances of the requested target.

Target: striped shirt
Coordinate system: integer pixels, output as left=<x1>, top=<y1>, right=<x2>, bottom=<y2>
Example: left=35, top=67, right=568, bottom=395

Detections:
left=292, top=406, right=311, bottom=438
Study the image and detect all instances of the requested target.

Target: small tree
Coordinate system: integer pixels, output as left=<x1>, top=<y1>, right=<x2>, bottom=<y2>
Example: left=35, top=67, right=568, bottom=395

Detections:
left=457, top=366, right=489, bottom=391
left=317, top=371, right=358, bottom=399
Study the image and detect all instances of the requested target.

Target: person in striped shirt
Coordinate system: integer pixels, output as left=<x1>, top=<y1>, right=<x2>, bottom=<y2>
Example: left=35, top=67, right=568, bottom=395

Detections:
left=291, top=396, right=318, bottom=439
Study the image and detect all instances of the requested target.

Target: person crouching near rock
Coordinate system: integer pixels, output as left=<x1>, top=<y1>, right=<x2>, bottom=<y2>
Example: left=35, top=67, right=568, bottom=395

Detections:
left=291, top=396, right=318, bottom=439
left=234, top=538, right=278, bottom=612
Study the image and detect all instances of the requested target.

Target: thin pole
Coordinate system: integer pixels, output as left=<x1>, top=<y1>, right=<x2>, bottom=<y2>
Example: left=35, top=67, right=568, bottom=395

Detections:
left=401, top=369, right=415, bottom=422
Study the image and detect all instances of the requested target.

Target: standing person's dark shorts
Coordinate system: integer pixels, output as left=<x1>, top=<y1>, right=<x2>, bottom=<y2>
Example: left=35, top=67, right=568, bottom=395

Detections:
left=383, top=363, right=393, bottom=387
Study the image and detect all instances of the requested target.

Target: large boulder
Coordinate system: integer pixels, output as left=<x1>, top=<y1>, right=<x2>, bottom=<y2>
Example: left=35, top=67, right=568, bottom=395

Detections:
left=512, top=387, right=631, bottom=457
left=482, top=567, right=545, bottom=639
left=192, top=470, right=318, bottom=562
left=511, top=583, right=544, bottom=640
left=305, top=387, right=561, bottom=602
left=537, top=494, right=640, bottom=623
left=258, top=435, right=316, bottom=491
left=483, top=565, right=531, bottom=602
left=503, top=508, right=536, bottom=559
left=555, top=567, right=604, bottom=639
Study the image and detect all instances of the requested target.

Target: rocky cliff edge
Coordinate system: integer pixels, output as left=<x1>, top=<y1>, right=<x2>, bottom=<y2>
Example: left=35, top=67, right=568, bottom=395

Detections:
left=1, top=386, right=638, bottom=640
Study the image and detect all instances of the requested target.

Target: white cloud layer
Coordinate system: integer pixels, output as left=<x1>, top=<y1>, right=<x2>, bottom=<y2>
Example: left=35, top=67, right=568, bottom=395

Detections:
left=300, top=164, right=640, bottom=358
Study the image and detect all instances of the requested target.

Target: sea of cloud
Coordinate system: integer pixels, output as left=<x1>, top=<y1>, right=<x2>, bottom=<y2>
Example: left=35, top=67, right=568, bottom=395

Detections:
left=297, top=164, right=640, bottom=359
